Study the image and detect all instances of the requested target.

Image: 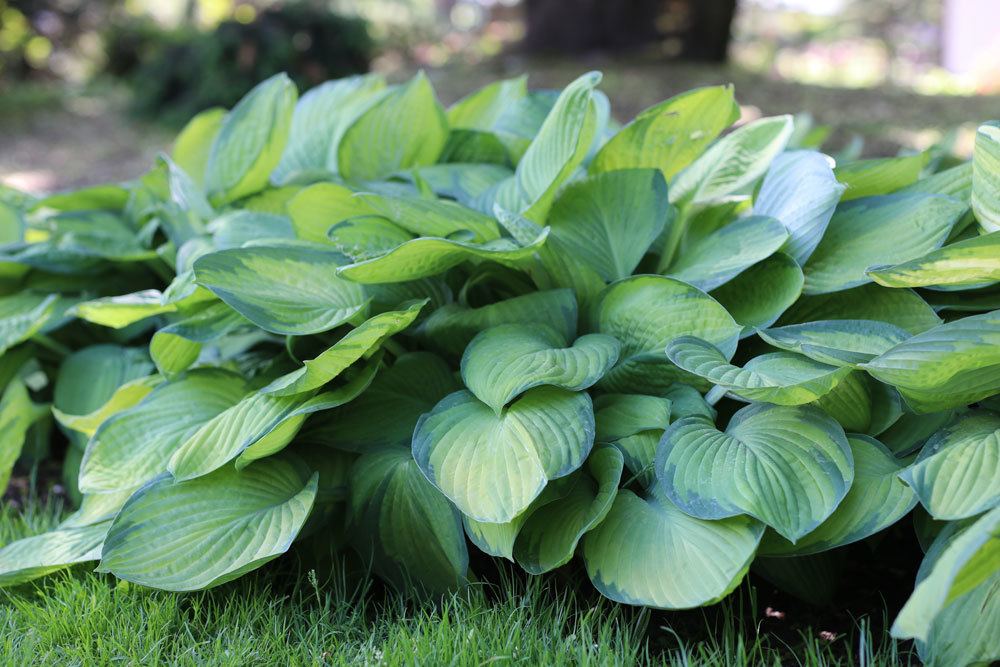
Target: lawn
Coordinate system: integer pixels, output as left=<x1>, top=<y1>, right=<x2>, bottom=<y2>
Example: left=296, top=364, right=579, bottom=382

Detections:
left=1, top=497, right=915, bottom=666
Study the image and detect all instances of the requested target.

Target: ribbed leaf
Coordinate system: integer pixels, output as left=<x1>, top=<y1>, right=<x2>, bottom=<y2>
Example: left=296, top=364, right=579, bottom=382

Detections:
left=779, top=283, right=941, bottom=335
left=171, top=107, right=225, bottom=185
left=760, top=435, right=916, bottom=555
left=835, top=153, right=928, bottom=201
left=583, top=487, right=763, bottom=609
left=512, top=446, right=623, bottom=574
left=261, top=301, right=424, bottom=396
left=711, top=253, right=803, bottom=334
left=0, top=292, right=59, bottom=355
left=418, top=289, right=576, bottom=356
left=170, top=361, right=379, bottom=479
left=656, top=403, right=853, bottom=541
left=149, top=302, right=251, bottom=377
left=759, top=319, right=912, bottom=367
left=971, top=122, right=1000, bottom=233
left=272, top=74, right=386, bottom=183
left=868, top=231, right=1000, bottom=288
left=546, top=169, right=669, bottom=281
left=358, top=192, right=500, bottom=242
left=891, top=507, right=1000, bottom=660
left=591, top=85, right=739, bottom=181
left=205, top=74, right=297, bottom=204
left=666, top=215, right=789, bottom=290
left=287, top=182, right=377, bottom=243
left=412, top=387, right=594, bottom=523
left=595, top=276, right=741, bottom=393
left=0, top=522, right=110, bottom=587
left=901, top=411, right=1000, bottom=520
left=337, top=72, right=448, bottom=181
left=307, top=352, right=459, bottom=453
left=670, top=115, right=794, bottom=207
left=667, top=337, right=852, bottom=405
left=337, top=230, right=547, bottom=284
left=594, top=394, right=671, bottom=442
left=0, top=379, right=48, bottom=491
left=754, top=150, right=845, bottom=263
left=98, top=458, right=317, bottom=591
left=194, top=243, right=368, bottom=335
left=461, top=324, right=619, bottom=412
left=862, top=310, right=1000, bottom=412
left=505, top=72, right=600, bottom=222
left=803, top=194, right=966, bottom=294
left=350, top=446, right=468, bottom=592
left=73, top=290, right=176, bottom=329
left=79, top=369, right=247, bottom=493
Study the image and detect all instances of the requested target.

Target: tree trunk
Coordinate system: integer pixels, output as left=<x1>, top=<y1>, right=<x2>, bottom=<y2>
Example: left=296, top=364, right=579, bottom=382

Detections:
left=522, top=0, right=738, bottom=63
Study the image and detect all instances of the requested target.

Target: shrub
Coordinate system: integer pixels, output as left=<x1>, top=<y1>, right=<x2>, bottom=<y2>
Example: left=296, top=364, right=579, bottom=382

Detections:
left=0, top=71, right=998, bottom=665
left=103, top=5, right=373, bottom=124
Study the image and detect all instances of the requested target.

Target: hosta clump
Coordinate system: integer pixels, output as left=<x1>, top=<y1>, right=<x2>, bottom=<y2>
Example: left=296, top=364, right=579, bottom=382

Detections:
left=1, top=71, right=999, bottom=664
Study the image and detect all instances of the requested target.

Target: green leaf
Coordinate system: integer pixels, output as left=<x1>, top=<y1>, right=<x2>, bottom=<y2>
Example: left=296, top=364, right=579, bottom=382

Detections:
left=891, top=507, right=1000, bottom=654
left=194, top=243, right=368, bottom=334
left=812, top=371, right=874, bottom=432
left=205, top=73, right=297, bottom=204
left=503, top=71, right=601, bottom=220
left=656, top=403, right=853, bottom=541
left=336, top=229, right=547, bottom=284
left=802, top=194, right=966, bottom=294
left=901, top=411, right=1000, bottom=520
left=861, top=310, right=1000, bottom=413
left=0, top=379, right=48, bottom=491
left=546, top=169, right=669, bottom=281
left=262, top=302, right=424, bottom=396
left=591, top=85, right=740, bottom=182
left=666, top=215, right=789, bottom=290
left=461, top=324, right=619, bottom=413
left=779, top=283, right=941, bottom=335
left=972, top=122, right=1000, bottom=233
left=513, top=446, right=624, bottom=574
left=418, top=289, right=576, bottom=357
left=758, top=319, right=912, bottom=367
left=98, top=457, right=317, bottom=591
left=0, top=522, right=110, bottom=587
left=287, top=182, right=378, bottom=243
left=73, top=290, right=177, bottom=329
left=0, top=292, right=59, bottom=355
left=79, top=369, right=248, bottom=493
left=583, top=487, right=763, bottom=609
left=595, top=276, right=741, bottom=393
left=667, top=337, right=852, bottom=405
left=670, top=115, right=794, bottom=207
left=594, top=394, right=671, bottom=442
left=753, top=150, right=845, bottom=263
left=759, top=435, right=916, bottom=555
left=149, top=302, right=252, bottom=377
left=272, top=74, right=386, bottom=183
left=867, top=231, right=1000, bottom=288
left=835, top=153, right=928, bottom=201
left=358, top=191, right=500, bottom=242
left=307, top=352, right=459, bottom=453
left=400, top=163, right=513, bottom=209
left=53, top=345, right=154, bottom=423
left=447, top=76, right=527, bottom=131
left=169, top=362, right=379, bottom=480
left=710, top=252, right=804, bottom=334
left=54, top=376, right=162, bottom=439
left=172, top=107, right=225, bottom=185
left=337, top=72, right=448, bottom=181
left=413, top=387, right=594, bottom=523
left=349, top=446, right=468, bottom=592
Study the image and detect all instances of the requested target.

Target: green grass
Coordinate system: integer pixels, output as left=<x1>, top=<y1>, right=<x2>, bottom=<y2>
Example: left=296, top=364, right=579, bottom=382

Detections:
left=0, top=499, right=915, bottom=666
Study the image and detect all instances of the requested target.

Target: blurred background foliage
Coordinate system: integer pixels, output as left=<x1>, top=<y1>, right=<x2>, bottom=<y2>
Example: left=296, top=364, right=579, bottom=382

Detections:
left=1, top=0, right=998, bottom=192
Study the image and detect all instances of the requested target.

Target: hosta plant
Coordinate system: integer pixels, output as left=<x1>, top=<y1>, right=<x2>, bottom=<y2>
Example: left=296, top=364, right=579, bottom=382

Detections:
left=1, top=71, right=999, bottom=665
